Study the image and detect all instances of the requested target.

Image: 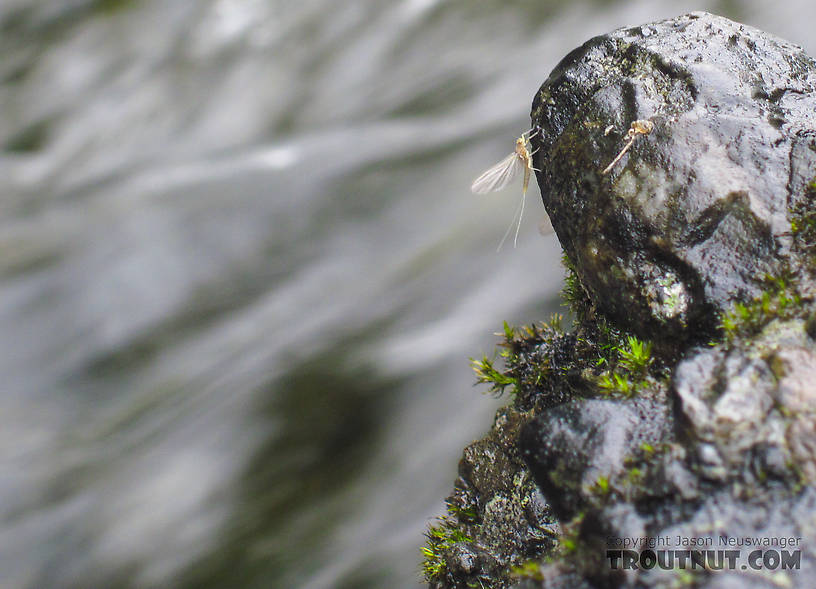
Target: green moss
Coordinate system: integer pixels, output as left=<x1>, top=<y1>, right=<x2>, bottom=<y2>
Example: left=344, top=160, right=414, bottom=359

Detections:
left=618, top=335, right=653, bottom=373
left=471, top=317, right=567, bottom=403
left=448, top=504, right=479, bottom=523
left=561, top=253, right=592, bottom=321
left=718, top=274, right=802, bottom=343
left=640, top=442, right=655, bottom=455
left=474, top=255, right=660, bottom=403
left=596, top=334, right=653, bottom=398
left=626, top=467, right=643, bottom=484
left=598, top=371, right=634, bottom=396
left=556, top=512, right=585, bottom=555
left=471, top=355, right=518, bottom=396
left=672, top=569, right=699, bottom=588
left=589, top=475, right=611, bottom=497
left=473, top=253, right=663, bottom=407
left=591, top=319, right=624, bottom=364
left=510, top=559, right=545, bottom=581
left=559, top=537, right=577, bottom=554
left=421, top=515, right=474, bottom=583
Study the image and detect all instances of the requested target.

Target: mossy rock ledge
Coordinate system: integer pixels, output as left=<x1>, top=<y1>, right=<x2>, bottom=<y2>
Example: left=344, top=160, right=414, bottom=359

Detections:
left=425, top=12, right=816, bottom=589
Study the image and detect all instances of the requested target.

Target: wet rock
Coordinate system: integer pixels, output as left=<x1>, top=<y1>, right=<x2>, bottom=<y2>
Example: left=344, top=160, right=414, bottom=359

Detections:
left=426, top=406, right=560, bottom=588
left=447, top=542, right=480, bottom=576
left=675, top=320, right=816, bottom=485
left=512, top=321, right=816, bottom=588
left=530, top=11, right=816, bottom=342
left=426, top=12, right=816, bottom=589
left=519, top=396, right=672, bottom=519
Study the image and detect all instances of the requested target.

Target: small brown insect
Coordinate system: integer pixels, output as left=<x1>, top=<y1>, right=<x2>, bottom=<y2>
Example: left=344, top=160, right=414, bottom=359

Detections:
left=470, top=131, right=537, bottom=195
left=601, top=119, right=654, bottom=175
left=471, top=129, right=540, bottom=249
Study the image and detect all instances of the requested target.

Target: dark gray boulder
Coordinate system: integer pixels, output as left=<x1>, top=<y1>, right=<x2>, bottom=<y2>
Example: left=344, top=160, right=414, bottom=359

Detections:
left=530, top=11, right=816, bottom=342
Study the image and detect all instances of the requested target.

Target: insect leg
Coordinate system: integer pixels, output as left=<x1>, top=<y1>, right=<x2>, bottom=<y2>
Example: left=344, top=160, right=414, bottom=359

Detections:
left=601, top=136, right=635, bottom=175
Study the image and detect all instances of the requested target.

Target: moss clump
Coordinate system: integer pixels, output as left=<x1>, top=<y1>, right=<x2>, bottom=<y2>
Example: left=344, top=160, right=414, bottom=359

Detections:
left=473, top=256, right=662, bottom=408
left=510, top=558, right=545, bottom=581
left=470, top=320, right=559, bottom=398
left=672, top=568, right=703, bottom=588
left=471, top=317, right=575, bottom=411
left=471, top=354, right=518, bottom=397
left=718, top=274, right=803, bottom=343
left=596, top=334, right=654, bottom=398
left=555, top=512, right=585, bottom=555
left=618, top=335, right=653, bottom=373
left=588, top=475, right=610, bottom=498
left=597, top=371, right=635, bottom=396
left=421, top=514, right=474, bottom=583
left=561, top=253, right=592, bottom=323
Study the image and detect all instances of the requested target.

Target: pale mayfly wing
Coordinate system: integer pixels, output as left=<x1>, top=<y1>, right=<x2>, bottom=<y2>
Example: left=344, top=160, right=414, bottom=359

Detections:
left=470, top=150, right=526, bottom=194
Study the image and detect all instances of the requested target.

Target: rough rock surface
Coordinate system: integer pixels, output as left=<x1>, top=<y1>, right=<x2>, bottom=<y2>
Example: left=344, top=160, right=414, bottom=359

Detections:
left=424, top=12, right=816, bottom=589
left=530, top=11, right=816, bottom=342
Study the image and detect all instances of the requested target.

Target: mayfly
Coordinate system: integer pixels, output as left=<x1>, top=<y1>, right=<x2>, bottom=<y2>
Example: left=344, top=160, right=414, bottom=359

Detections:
left=471, top=129, right=539, bottom=250
left=601, top=119, right=654, bottom=175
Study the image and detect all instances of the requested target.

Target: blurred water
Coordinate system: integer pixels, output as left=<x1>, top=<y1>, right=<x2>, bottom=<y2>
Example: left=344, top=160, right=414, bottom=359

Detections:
left=1, top=1, right=814, bottom=588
